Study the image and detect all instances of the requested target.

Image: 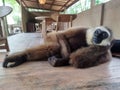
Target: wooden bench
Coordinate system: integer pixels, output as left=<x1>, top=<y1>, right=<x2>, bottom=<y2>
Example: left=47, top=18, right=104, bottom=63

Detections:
left=0, top=37, right=9, bottom=51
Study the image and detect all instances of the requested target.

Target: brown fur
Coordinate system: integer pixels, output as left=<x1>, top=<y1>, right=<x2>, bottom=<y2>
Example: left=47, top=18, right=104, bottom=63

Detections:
left=70, top=45, right=111, bottom=68
left=43, top=27, right=88, bottom=59
left=3, top=27, right=112, bottom=68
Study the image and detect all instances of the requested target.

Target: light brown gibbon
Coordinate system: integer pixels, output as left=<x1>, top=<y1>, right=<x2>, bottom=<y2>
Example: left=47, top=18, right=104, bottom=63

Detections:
left=3, top=26, right=113, bottom=68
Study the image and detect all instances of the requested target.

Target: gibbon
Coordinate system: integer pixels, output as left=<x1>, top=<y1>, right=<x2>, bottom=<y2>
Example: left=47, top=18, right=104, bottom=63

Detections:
left=3, top=26, right=113, bottom=68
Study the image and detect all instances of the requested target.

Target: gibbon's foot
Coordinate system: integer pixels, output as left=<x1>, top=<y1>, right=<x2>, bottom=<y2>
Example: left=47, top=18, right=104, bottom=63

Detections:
left=48, top=56, right=69, bottom=67
left=3, top=54, right=27, bottom=68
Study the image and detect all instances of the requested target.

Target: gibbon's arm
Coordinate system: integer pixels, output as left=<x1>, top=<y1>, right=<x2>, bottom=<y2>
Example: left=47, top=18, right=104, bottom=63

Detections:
left=48, top=34, right=71, bottom=67
left=3, top=43, right=60, bottom=68
left=70, top=45, right=111, bottom=68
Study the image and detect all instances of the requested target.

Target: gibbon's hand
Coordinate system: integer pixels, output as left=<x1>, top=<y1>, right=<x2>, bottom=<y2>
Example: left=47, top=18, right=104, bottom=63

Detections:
left=48, top=56, right=69, bottom=67
left=3, top=53, right=27, bottom=68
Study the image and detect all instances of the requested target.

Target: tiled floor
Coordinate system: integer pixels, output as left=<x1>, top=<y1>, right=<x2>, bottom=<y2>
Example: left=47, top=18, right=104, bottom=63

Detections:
left=0, top=32, right=120, bottom=90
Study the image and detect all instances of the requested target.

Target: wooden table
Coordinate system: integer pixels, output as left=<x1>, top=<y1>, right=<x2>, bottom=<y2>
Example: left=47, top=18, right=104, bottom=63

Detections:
left=51, top=14, right=77, bottom=31
left=38, top=14, right=77, bottom=41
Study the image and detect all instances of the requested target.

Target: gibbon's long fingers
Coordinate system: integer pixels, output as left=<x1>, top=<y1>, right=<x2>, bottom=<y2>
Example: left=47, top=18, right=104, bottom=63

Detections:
left=26, top=43, right=60, bottom=61
left=3, top=53, right=27, bottom=68
left=3, top=59, right=8, bottom=68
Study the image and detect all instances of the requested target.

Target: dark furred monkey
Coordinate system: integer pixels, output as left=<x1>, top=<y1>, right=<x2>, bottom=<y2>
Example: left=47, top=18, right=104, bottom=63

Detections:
left=3, top=26, right=113, bottom=68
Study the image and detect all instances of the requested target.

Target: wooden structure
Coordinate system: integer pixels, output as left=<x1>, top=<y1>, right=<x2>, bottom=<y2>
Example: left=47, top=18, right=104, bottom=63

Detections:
left=36, top=14, right=77, bottom=40
left=52, top=14, right=77, bottom=31
left=0, top=37, right=9, bottom=51
left=16, top=0, right=79, bottom=12
left=38, top=17, right=55, bottom=41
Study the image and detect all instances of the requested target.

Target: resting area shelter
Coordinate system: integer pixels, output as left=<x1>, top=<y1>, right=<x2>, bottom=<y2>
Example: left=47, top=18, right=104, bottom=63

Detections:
left=0, top=0, right=120, bottom=90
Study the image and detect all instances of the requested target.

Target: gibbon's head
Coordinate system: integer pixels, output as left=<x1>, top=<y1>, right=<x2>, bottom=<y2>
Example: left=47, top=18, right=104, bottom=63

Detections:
left=86, top=26, right=113, bottom=46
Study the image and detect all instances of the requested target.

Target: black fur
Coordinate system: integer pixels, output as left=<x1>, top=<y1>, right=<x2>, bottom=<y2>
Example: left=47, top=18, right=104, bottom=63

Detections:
left=111, top=40, right=120, bottom=53
left=93, top=29, right=109, bottom=44
left=48, top=56, right=69, bottom=67
left=3, top=54, right=27, bottom=68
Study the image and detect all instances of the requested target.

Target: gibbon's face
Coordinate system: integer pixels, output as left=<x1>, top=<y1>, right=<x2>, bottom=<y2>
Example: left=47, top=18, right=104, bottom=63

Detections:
left=86, top=26, right=113, bottom=46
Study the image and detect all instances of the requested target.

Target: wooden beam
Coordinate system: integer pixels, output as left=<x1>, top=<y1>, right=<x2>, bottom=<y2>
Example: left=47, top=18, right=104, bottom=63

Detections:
left=23, top=0, right=37, bottom=2
left=27, top=7, right=59, bottom=12
left=21, top=0, right=28, bottom=8
left=17, top=0, right=78, bottom=12
left=36, top=0, right=41, bottom=9
left=59, top=0, right=70, bottom=11
left=46, top=3, right=64, bottom=7
left=63, top=0, right=79, bottom=12
left=50, top=0, right=55, bottom=9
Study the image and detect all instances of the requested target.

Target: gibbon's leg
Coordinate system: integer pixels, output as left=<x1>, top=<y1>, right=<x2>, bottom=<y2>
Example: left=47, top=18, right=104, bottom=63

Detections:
left=70, top=46, right=111, bottom=68
left=48, top=34, right=71, bottom=67
left=3, top=42, right=60, bottom=68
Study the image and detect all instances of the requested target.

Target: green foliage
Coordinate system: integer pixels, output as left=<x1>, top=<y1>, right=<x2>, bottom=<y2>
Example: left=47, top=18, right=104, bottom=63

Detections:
left=5, top=0, right=16, bottom=5
left=65, top=0, right=110, bottom=14
left=65, top=0, right=91, bottom=14
left=4, top=0, right=21, bottom=24
left=96, top=0, right=102, bottom=5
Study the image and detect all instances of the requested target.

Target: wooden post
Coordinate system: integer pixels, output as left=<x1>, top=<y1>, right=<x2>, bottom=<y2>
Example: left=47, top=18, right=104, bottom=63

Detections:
left=0, top=18, right=7, bottom=37
left=20, top=0, right=24, bottom=32
left=100, top=4, right=105, bottom=26
left=70, top=16, right=72, bottom=27
left=5, top=38, right=10, bottom=51
left=55, top=15, right=59, bottom=31
left=42, top=19, right=47, bottom=42
left=91, top=0, right=96, bottom=8
left=1, top=0, right=9, bottom=37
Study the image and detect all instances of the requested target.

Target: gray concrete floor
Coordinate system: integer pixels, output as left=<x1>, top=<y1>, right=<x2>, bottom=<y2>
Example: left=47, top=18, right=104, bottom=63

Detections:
left=0, top=32, right=120, bottom=90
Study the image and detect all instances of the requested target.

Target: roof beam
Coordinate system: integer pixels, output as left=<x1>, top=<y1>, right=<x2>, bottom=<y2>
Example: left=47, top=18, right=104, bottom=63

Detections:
left=59, top=0, right=70, bottom=12
left=23, top=0, right=36, bottom=2
left=21, top=0, right=28, bottom=8
left=16, top=0, right=78, bottom=12
left=27, top=7, right=59, bottom=12
left=46, top=2, right=66, bottom=7
left=50, top=0, right=55, bottom=9
left=65, top=0, right=79, bottom=11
